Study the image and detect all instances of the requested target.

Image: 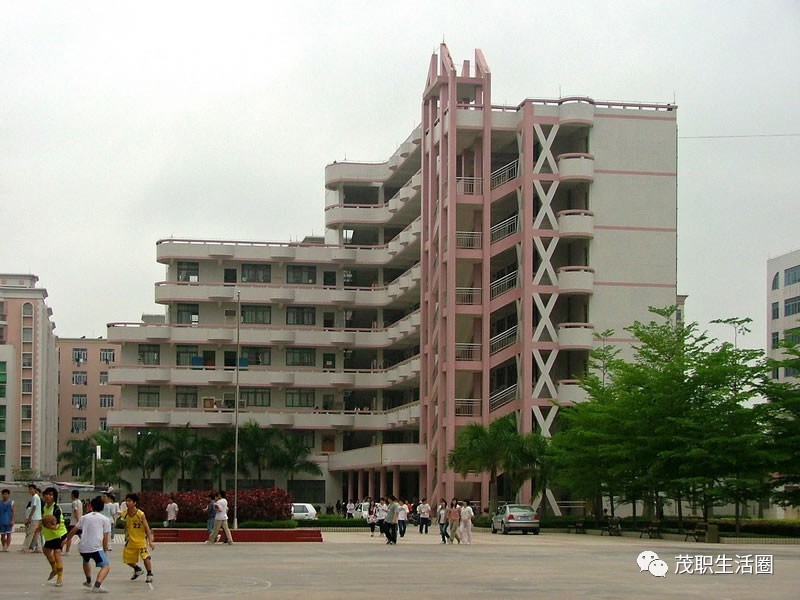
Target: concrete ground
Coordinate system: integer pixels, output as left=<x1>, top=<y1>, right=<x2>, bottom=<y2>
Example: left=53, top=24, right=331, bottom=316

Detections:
left=1, top=528, right=798, bottom=599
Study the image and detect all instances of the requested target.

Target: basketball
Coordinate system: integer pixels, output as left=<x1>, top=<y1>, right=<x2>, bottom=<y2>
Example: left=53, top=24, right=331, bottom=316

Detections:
left=41, top=514, right=58, bottom=529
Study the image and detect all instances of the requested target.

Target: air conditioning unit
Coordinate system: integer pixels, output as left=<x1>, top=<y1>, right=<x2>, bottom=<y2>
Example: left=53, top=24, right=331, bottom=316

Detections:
left=224, top=309, right=237, bottom=318
left=223, top=392, right=235, bottom=402
left=238, top=400, right=247, bottom=409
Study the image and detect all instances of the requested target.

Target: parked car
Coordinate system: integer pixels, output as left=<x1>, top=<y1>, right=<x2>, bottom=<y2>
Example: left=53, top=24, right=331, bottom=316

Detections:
left=352, top=502, right=371, bottom=519
left=291, top=503, right=318, bottom=521
left=491, top=504, right=540, bottom=535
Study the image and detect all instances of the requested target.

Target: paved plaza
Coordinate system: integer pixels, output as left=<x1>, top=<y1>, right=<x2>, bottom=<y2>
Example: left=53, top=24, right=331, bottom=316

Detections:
left=1, top=529, right=799, bottom=599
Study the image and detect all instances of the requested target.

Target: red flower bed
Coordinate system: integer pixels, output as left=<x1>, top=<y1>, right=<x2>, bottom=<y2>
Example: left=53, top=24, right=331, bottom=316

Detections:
left=136, top=488, right=293, bottom=523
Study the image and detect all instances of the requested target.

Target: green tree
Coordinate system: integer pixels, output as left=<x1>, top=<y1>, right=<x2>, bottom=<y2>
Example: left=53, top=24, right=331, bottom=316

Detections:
left=154, top=424, right=200, bottom=489
left=271, top=431, right=323, bottom=483
left=194, top=429, right=236, bottom=490
left=239, top=420, right=278, bottom=482
left=118, top=431, right=162, bottom=488
left=58, top=437, right=95, bottom=478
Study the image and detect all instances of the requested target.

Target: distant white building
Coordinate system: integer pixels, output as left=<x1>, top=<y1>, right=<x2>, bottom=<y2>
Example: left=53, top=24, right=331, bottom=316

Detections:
left=767, top=249, right=800, bottom=382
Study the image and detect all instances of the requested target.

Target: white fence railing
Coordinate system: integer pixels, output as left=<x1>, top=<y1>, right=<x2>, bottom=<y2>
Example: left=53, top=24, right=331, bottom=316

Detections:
left=490, top=271, right=518, bottom=299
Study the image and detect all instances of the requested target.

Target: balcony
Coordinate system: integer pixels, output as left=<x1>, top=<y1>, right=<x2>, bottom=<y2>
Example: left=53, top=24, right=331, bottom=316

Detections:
left=557, top=153, right=595, bottom=182
left=455, top=231, right=482, bottom=250
left=557, top=380, right=589, bottom=404
left=455, top=288, right=481, bottom=305
left=490, top=159, right=519, bottom=190
left=490, top=271, right=518, bottom=300
left=328, top=443, right=426, bottom=471
left=490, top=215, right=519, bottom=244
left=557, top=267, right=594, bottom=295
left=454, top=343, right=480, bottom=361
left=557, top=209, right=595, bottom=239
left=557, top=323, right=594, bottom=350
left=489, top=384, right=517, bottom=412
left=455, top=177, right=482, bottom=195
left=559, top=98, right=595, bottom=126
left=455, top=398, right=482, bottom=417
left=490, top=326, right=518, bottom=354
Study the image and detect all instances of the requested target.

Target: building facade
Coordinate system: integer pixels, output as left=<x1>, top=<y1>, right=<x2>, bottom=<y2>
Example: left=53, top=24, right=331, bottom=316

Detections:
left=107, top=45, right=677, bottom=510
left=0, top=274, right=59, bottom=480
left=768, top=249, right=800, bottom=381
left=56, top=338, right=121, bottom=477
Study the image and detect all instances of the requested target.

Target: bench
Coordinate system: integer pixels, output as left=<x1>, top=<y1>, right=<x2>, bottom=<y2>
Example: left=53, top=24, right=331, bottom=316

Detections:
left=684, top=522, right=708, bottom=542
left=639, top=521, right=662, bottom=539
left=567, top=518, right=586, bottom=534
left=600, top=516, right=622, bottom=536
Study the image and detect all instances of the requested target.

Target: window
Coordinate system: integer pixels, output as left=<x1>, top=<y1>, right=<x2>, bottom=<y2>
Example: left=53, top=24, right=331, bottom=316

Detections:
left=241, top=263, right=271, bottom=283
left=175, top=386, right=198, bottom=408
left=176, top=303, right=200, bottom=325
left=22, top=302, right=33, bottom=317
left=240, top=388, right=270, bottom=407
left=21, top=405, right=32, bottom=420
left=286, top=348, right=315, bottom=367
left=241, top=305, right=271, bottom=324
left=99, top=418, right=108, bottom=431
left=0, top=362, right=6, bottom=399
left=177, top=261, right=200, bottom=282
left=285, top=388, right=315, bottom=408
left=72, top=394, right=87, bottom=410
left=772, top=302, right=780, bottom=320
left=100, top=348, right=115, bottom=363
left=785, top=296, right=800, bottom=318
left=138, top=344, right=160, bottom=365
left=22, top=327, right=33, bottom=342
left=20, top=456, right=31, bottom=469
left=71, top=417, right=87, bottom=434
left=99, top=371, right=108, bottom=385
left=772, top=272, right=780, bottom=290
left=241, top=346, right=270, bottom=366
left=72, top=348, right=88, bottom=363
left=287, top=306, right=316, bottom=326
left=772, top=332, right=780, bottom=349
left=772, top=368, right=780, bottom=380
left=99, top=395, right=114, bottom=408
left=176, top=345, right=199, bottom=366
left=71, top=371, right=88, bottom=385
left=287, top=265, right=317, bottom=284
left=22, top=352, right=33, bottom=368
left=22, top=378, right=33, bottom=393
left=138, top=386, right=160, bottom=407
left=785, top=329, right=800, bottom=345
left=786, top=366, right=800, bottom=378
left=786, top=265, right=800, bottom=287
left=290, top=430, right=315, bottom=448
left=0, top=440, right=5, bottom=468
left=0, top=406, right=5, bottom=432
left=20, top=431, right=31, bottom=446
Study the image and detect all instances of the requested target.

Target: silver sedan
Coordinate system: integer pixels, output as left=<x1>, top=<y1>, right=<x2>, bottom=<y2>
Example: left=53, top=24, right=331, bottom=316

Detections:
left=491, top=504, right=541, bottom=535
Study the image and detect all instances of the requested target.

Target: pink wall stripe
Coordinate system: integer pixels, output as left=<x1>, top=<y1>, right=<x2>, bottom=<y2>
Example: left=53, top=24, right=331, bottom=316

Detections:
left=596, top=114, right=676, bottom=122
left=595, top=225, right=677, bottom=233
left=595, top=169, right=676, bottom=177
left=595, top=281, right=676, bottom=288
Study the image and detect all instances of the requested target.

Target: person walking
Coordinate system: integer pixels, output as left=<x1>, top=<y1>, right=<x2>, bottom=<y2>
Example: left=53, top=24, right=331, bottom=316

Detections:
left=101, top=493, right=119, bottom=549
left=384, top=496, right=399, bottom=545
left=121, top=493, right=155, bottom=584
left=20, top=484, right=42, bottom=553
left=459, top=501, right=474, bottom=544
left=165, top=497, right=179, bottom=528
left=207, top=491, right=233, bottom=545
left=436, top=499, right=449, bottom=544
left=65, top=495, right=111, bottom=593
left=0, top=488, right=14, bottom=552
left=346, top=499, right=355, bottom=519
left=64, top=490, right=83, bottom=555
left=417, top=498, right=431, bottom=534
left=397, top=499, right=408, bottom=538
left=204, top=494, right=216, bottom=538
left=366, top=500, right=377, bottom=537
left=447, top=499, right=461, bottom=544
left=375, top=498, right=387, bottom=539
left=39, top=487, right=69, bottom=587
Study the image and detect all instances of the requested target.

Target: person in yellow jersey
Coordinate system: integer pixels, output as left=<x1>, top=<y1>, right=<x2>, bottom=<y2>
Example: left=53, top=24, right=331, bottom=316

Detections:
left=119, top=493, right=155, bottom=584
left=37, top=487, right=69, bottom=587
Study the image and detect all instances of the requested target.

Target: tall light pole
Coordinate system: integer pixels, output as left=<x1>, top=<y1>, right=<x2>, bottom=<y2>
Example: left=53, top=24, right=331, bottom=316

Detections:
left=233, top=289, right=241, bottom=529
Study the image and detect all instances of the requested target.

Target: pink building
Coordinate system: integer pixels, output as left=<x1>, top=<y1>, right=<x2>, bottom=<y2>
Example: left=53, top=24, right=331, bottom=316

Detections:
left=107, top=45, right=677, bottom=511
left=0, top=274, right=59, bottom=480
left=56, top=338, right=121, bottom=478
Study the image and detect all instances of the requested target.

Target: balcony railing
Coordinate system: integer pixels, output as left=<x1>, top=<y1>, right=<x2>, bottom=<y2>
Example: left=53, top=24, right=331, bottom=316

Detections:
left=490, top=215, right=519, bottom=244
left=490, top=326, right=518, bottom=354
left=455, top=177, right=483, bottom=195
left=455, top=398, right=482, bottom=417
left=454, top=343, right=481, bottom=361
left=489, top=384, right=517, bottom=412
left=455, top=288, right=481, bottom=305
left=490, top=159, right=519, bottom=190
left=455, top=231, right=482, bottom=249
left=490, top=271, right=518, bottom=299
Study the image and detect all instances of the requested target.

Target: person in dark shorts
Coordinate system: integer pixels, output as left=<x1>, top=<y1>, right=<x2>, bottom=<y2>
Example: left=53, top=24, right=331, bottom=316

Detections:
left=64, top=496, right=112, bottom=593
left=38, top=487, right=69, bottom=587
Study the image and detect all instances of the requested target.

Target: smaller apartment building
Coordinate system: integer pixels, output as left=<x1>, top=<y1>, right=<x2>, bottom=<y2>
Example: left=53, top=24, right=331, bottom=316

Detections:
left=56, top=338, right=121, bottom=477
left=768, top=249, right=800, bottom=381
left=0, top=274, right=58, bottom=480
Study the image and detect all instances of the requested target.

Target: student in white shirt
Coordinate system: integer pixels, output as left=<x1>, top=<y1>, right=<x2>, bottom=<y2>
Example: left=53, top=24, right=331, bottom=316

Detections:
left=65, top=496, right=111, bottom=593
left=207, top=491, right=233, bottom=544
left=459, top=501, right=475, bottom=544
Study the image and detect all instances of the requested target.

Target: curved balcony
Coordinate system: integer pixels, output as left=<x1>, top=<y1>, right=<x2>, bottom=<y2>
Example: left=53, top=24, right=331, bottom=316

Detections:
left=557, top=153, right=595, bottom=182
left=324, top=161, right=391, bottom=190
left=557, top=380, right=589, bottom=404
left=557, top=266, right=595, bottom=295
left=557, top=210, right=595, bottom=239
left=557, top=323, right=594, bottom=350
left=559, top=98, right=595, bottom=126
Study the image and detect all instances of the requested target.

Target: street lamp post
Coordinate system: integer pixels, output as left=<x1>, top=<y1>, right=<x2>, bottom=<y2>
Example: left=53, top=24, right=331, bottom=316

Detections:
left=233, top=289, right=241, bottom=529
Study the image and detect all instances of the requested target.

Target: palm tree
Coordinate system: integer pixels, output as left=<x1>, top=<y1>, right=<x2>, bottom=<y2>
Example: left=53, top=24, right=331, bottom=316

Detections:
left=118, top=430, right=162, bottom=489
left=194, top=429, right=236, bottom=491
left=239, top=420, right=278, bottom=483
left=503, top=429, right=550, bottom=507
left=272, top=431, right=322, bottom=483
left=447, top=413, right=520, bottom=515
left=155, top=424, right=199, bottom=489
left=58, top=437, right=95, bottom=479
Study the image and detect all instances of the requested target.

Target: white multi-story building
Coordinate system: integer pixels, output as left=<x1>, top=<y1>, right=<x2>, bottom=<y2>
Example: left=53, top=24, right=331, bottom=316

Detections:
left=107, top=45, right=677, bottom=509
left=0, top=274, right=59, bottom=480
left=768, top=249, right=800, bottom=381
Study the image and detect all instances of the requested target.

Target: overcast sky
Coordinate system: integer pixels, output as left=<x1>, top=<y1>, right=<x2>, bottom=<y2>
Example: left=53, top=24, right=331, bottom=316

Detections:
left=2, top=1, right=798, bottom=351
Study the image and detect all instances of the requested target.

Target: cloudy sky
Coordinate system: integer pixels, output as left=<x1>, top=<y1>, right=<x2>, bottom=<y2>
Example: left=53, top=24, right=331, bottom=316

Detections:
left=2, top=1, right=798, bottom=351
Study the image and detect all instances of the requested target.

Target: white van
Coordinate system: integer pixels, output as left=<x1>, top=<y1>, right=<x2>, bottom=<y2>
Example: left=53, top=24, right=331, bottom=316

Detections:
left=352, top=502, right=371, bottom=519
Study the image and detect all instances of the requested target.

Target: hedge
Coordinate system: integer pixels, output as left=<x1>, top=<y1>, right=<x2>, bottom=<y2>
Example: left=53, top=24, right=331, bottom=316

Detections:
left=136, top=488, right=292, bottom=523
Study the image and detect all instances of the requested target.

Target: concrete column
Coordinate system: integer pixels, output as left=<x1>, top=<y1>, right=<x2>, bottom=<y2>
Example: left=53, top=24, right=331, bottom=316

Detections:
left=393, top=466, right=401, bottom=499
left=357, top=469, right=364, bottom=501
left=379, top=467, right=387, bottom=498
left=347, top=471, right=354, bottom=501
left=368, top=468, right=375, bottom=499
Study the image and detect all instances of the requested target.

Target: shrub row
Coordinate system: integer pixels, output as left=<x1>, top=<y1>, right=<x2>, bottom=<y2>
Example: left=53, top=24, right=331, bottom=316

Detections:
left=137, top=488, right=292, bottom=523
